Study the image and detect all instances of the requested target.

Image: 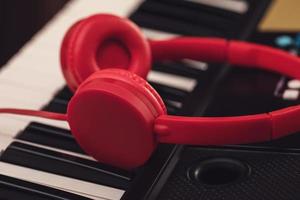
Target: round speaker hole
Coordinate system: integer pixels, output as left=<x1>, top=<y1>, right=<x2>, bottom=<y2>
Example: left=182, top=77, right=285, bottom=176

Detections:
left=188, top=157, right=249, bottom=186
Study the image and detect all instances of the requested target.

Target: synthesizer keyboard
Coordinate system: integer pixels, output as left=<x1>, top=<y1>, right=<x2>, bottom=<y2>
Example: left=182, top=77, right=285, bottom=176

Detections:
left=0, top=0, right=270, bottom=199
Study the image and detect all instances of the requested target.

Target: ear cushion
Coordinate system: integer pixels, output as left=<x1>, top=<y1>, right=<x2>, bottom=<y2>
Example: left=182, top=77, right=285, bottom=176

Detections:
left=67, top=69, right=166, bottom=169
left=61, top=14, right=151, bottom=91
left=79, top=69, right=167, bottom=116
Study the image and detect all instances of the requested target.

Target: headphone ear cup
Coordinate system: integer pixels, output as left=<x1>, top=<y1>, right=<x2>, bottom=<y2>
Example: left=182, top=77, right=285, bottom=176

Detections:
left=61, top=20, right=84, bottom=91
left=61, top=14, right=151, bottom=91
left=67, top=69, right=166, bottom=169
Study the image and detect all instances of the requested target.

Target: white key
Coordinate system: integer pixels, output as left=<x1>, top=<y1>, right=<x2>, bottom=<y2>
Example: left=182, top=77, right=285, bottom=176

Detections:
left=283, top=89, right=300, bottom=100
left=183, top=59, right=209, bottom=71
left=0, top=131, right=93, bottom=161
left=0, top=77, right=59, bottom=95
left=0, top=135, right=13, bottom=151
left=142, top=28, right=179, bottom=40
left=0, top=161, right=124, bottom=200
left=0, top=116, right=29, bottom=137
left=0, top=94, right=69, bottom=137
left=186, top=0, right=249, bottom=14
left=0, top=83, right=53, bottom=106
left=148, top=71, right=197, bottom=92
left=288, top=79, right=300, bottom=89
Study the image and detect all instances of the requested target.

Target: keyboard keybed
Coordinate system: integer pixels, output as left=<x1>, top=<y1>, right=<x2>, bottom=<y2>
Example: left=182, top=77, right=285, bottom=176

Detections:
left=0, top=0, right=271, bottom=199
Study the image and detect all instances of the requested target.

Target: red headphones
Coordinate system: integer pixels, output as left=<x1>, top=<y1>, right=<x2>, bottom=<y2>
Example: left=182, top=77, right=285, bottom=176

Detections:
left=3, top=14, right=300, bottom=169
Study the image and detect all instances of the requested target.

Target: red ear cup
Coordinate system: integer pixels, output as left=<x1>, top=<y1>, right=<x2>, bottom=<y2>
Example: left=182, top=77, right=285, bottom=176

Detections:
left=61, top=14, right=151, bottom=91
left=67, top=69, right=166, bottom=169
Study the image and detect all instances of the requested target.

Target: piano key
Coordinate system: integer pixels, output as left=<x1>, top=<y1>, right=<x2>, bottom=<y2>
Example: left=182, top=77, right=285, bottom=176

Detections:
left=149, top=82, right=188, bottom=102
left=164, top=100, right=182, bottom=115
left=0, top=63, right=65, bottom=94
left=0, top=161, right=124, bottom=200
left=0, top=174, right=91, bottom=200
left=182, top=59, right=209, bottom=71
left=131, top=11, right=224, bottom=36
left=0, top=117, right=31, bottom=137
left=0, top=133, right=91, bottom=161
left=138, top=1, right=236, bottom=32
left=17, top=122, right=84, bottom=154
left=44, top=98, right=68, bottom=114
left=0, top=113, right=69, bottom=138
left=16, top=139, right=93, bottom=162
left=156, top=0, right=244, bottom=18
left=186, top=0, right=249, bottom=14
left=0, top=83, right=53, bottom=107
left=66, top=0, right=144, bottom=18
left=0, top=136, right=13, bottom=151
left=1, top=142, right=131, bottom=190
left=152, top=61, right=209, bottom=79
left=55, top=86, right=73, bottom=102
left=282, top=89, right=300, bottom=100
left=287, top=79, right=300, bottom=89
left=165, top=106, right=178, bottom=115
left=165, top=100, right=182, bottom=109
left=148, top=70, right=197, bottom=92
left=142, top=28, right=178, bottom=40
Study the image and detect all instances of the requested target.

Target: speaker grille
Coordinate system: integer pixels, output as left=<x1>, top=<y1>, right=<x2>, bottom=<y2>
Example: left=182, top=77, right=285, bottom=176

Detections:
left=157, top=147, right=300, bottom=200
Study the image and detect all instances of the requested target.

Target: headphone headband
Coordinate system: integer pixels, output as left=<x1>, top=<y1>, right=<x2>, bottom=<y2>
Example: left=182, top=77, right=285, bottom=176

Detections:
left=151, top=38, right=300, bottom=145
left=150, top=38, right=300, bottom=78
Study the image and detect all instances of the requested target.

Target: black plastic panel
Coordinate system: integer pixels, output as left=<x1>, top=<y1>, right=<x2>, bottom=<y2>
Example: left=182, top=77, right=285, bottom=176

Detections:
left=157, top=146, right=300, bottom=200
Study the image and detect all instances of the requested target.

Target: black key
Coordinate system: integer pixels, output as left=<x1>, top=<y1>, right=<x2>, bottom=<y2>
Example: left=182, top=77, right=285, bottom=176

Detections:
left=17, top=122, right=85, bottom=154
left=165, top=106, right=178, bottom=115
left=149, top=82, right=187, bottom=102
left=152, top=61, right=213, bottom=79
left=0, top=174, right=90, bottom=200
left=130, top=11, right=223, bottom=37
left=152, top=0, right=242, bottom=19
left=43, top=86, right=71, bottom=113
left=44, top=98, right=68, bottom=113
left=137, top=1, right=237, bottom=33
left=55, top=86, right=73, bottom=102
left=1, top=142, right=132, bottom=189
left=164, top=100, right=181, bottom=115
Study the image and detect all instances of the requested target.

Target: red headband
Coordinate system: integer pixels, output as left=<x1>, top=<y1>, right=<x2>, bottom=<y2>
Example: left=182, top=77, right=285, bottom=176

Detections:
left=151, top=38, right=300, bottom=145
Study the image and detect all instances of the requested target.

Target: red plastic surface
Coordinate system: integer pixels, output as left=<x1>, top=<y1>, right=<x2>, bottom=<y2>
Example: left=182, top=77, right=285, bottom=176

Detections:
left=153, top=39, right=300, bottom=145
left=154, top=114, right=272, bottom=144
left=270, top=106, right=300, bottom=139
left=60, top=14, right=151, bottom=91
left=150, top=38, right=227, bottom=62
left=228, top=41, right=300, bottom=79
